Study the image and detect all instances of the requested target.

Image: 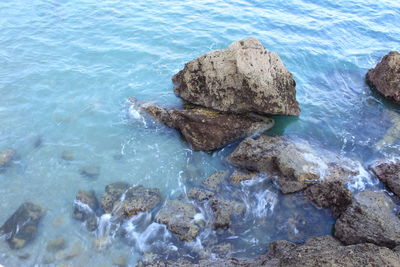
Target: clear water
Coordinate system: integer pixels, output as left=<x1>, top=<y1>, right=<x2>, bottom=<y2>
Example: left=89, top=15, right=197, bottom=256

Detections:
left=0, top=0, right=399, bottom=266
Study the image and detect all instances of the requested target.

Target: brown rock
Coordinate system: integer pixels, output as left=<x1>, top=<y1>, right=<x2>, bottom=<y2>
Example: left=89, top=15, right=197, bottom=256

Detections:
left=366, top=51, right=400, bottom=104
left=370, top=158, right=400, bottom=197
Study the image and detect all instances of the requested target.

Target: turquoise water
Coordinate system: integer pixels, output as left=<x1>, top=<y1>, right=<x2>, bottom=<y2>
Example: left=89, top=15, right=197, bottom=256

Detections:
left=0, top=0, right=400, bottom=266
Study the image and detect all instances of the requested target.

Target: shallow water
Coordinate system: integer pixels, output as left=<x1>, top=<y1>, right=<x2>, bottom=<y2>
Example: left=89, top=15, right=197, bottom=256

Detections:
left=0, top=0, right=400, bottom=266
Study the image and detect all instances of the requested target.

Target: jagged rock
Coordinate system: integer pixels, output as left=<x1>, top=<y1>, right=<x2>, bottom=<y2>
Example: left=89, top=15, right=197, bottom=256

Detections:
left=202, top=171, right=230, bottom=192
left=173, top=37, right=300, bottom=116
left=209, top=197, right=245, bottom=229
left=0, top=202, right=45, bottom=249
left=138, top=101, right=274, bottom=151
left=370, top=158, right=400, bottom=197
left=155, top=200, right=201, bottom=241
left=73, top=190, right=98, bottom=221
left=0, top=148, right=16, bottom=169
left=46, top=237, right=66, bottom=253
left=228, top=135, right=358, bottom=194
left=304, top=180, right=352, bottom=216
left=366, top=51, right=400, bottom=104
left=187, top=188, right=215, bottom=202
left=61, top=151, right=74, bottom=161
left=230, top=169, right=258, bottom=183
left=334, top=190, right=400, bottom=248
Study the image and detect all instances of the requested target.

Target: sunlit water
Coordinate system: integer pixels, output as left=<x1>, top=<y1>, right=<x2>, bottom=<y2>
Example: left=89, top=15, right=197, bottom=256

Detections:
left=0, top=0, right=400, bottom=266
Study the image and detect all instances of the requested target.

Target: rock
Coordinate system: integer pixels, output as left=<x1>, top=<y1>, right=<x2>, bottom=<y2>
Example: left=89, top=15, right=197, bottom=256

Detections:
left=202, top=171, right=230, bottom=192
left=0, top=202, right=45, bottom=249
left=46, top=237, right=67, bottom=253
left=58, top=242, right=83, bottom=260
left=366, top=51, right=400, bottom=104
left=113, top=255, right=129, bottom=267
left=187, top=188, right=215, bottom=202
left=334, top=190, right=400, bottom=248
left=304, top=179, right=352, bottom=216
left=209, top=197, right=245, bottom=229
left=228, top=135, right=358, bottom=194
left=33, top=136, right=43, bottom=148
left=79, top=165, right=100, bottom=179
left=140, top=102, right=274, bottom=151
left=113, top=185, right=162, bottom=219
left=100, top=182, right=130, bottom=213
left=0, top=148, right=16, bottom=169
left=73, top=190, right=98, bottom=221
left=230, top=169, right=258, bottom=183
left=93, top=237, right=111, bottom=251
left=61, top=151, right=75, bottom=161
left=155, top=200, right=201, bottom=241
left=173, top=37, right=300, bottom=116
left=370, top=158, right=400, bottom=197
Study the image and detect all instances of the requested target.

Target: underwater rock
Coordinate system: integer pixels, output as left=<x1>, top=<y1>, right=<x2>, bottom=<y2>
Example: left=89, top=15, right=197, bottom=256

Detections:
left=46, top=237, right=66, bottom=253
left=0, top=148, right=16, bottom=169
left=202, top=170, right=230, bottom=192
left=366, top=51, right=400, bottom=104
left=138, top=101, right=274, bottom=151
left=155, top=199, right=201, bottom=241
left=79, top=165, right=100, bottom=179
left=228, top=135, right=359, bottom=194
left=0, top=202, right=45, bottom=249
left=209, top=197, right=245, bottom=229
left=100, top=182, right=130, bottom=213
left=334, top=190, right=400, bottom=248
left=61, top=151, right=75, bottom=161
left=230, top=169, right=258, bottom=183
left=375, top=110, right=400, bottom=150
left=173, top=37, right=300, bottom=116
left=304, top=179, right=352, bottom=216
left=370, top=158, right=400, bottom=197
left=73, top=190, right=98, bottom=221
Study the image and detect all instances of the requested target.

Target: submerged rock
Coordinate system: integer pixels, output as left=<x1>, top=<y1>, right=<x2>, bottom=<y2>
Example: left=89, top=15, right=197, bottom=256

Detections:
left=370, top=158, right=400, bottom=197
left=139, top=102, right=274, bottom=151
left=173, top=37, right=300, bottom=116
left=155, top=200, right=201, bottom=241
left=334, top=190, right=400, bottom=248
left=230, top=169, right=258, bottom=183
left=0, top=202, right=45, bottom=249
left=366, top=51, right=400, bottom=104
left=0, top=148, right=16, bottom=169
left=79, top=165, right=100, bottom=179
left=228, top=135, right=358, bottom=194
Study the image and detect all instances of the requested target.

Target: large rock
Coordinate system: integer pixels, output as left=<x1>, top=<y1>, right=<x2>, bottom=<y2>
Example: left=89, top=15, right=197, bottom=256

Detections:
left=366, top=51, right=400, bottom=104
left=0, top=202, right=45, bottom=249
left=173, top=38, right=300, bottom=116
left=370, top=158, right=400, bottom=197
left=101, top=182, right=130, bottom=213
left=209, top=197, right=245, bottom=229
left=202, top=171, right=230, bottom=192
left=228, top=135, right=358, bottom=194
left=334, top=190, right=400, bottom=248
left=155, top=199, right=202, bottom=241
left=138, top=101, right=274, bottom=151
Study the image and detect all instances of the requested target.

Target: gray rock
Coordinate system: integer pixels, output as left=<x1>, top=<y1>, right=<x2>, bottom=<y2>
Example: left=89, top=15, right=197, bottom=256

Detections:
left=155, top=200, right=201, bottom=241
left=173, top=37, right=300, bottom=116
left=100, top=182, right=130, bottom=213
left=187, top=188, right=215, bottom=202
left=366, top=51, right=400, bottom=104
left=202, top=171, right=230, bottom=192
left=0, top=202, right=45, bottom=249
left=334, top=190, right=400, bottom=248
left=209, top=197, right=245, bottom=229
left=137, top=101, right=274, bottom=151
left=370, top=158, right=400, bottom=197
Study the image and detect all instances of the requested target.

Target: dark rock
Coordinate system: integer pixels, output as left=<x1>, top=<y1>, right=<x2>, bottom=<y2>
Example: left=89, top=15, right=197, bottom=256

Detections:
left=85, top=215, right=98, bottom=231
left=155, top=200, right=202, bottom=241
left=187, top=188, right=215, bottom=202
left=202, top=171, right=230, bottom=192
left=304, top=179, right=352, bottom=216
left=366, top=51, right=400, bottom=104
left=73, top=190, right=98, bottom=221
left=173, top=37, right=300, bottom=116
left=138, top=102, right=274, bottom=151
left=46, top=237, right=66, bottom=252
left=79, top=165, right=100, bottom=179
left=334, top=190, right=400, bottom=248
left=100, top=182, right=130, bottom=213
left=61, top=151, right=75, bottom=161
left=230, top=169, right=258, bottom=183
left=209, top=197, right=245, bottom=229
left=0, top=202, right=45, bottom=249
left=370, top=158, right=400, bottom=197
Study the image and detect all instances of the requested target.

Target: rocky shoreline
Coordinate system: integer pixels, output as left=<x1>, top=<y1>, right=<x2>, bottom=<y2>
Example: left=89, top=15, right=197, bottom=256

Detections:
left=1, top=38, right=400, bottom=266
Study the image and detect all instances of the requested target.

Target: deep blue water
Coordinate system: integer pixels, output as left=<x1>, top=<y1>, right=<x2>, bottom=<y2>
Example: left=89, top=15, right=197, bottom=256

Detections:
left=0, top=0, right=400, bottom=266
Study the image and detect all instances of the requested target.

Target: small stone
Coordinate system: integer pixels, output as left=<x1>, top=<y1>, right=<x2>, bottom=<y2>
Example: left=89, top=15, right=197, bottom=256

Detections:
left=80, top=165, right=100, bottom=179
left=0, top=148, right=16, bottom=169
left=46, top=237, right=66, bottom=253
left=61, top=151, right=75, bottom=161
left=113, top=255, right=129, bottom=267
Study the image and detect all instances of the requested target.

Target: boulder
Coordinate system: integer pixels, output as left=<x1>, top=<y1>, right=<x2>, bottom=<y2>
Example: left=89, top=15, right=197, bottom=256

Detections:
left=228, top=135, right=358, bottom=194
left=202, top=170, right=230, bottom=192
left=370, top=158, right=400, bottom=197
left=173, top=37, right=300, bottom=116
left=139, top=102, right=274, bottom=151
left=230, top=169, right=258, bottom=183
left=209, top=197, right=245, bottom=229
left=100, top=182, right=130, bottom=213
left=334, top=190, right=400, bottom=248
left=155, top=200, right=201, bottom=241
left=366, top=51, right=400, bottom=104
left=46, top=237, right=66, bottom=253
left=0, top=202, right=45, bottom=249
left=73, top=190, right=98, bottom=221
left=79, top=165, right=100, bottom=179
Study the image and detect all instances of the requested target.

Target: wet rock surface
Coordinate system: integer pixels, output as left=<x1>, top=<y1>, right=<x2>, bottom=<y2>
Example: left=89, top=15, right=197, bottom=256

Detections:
left=100, top=182, right=130, bottom=213
left=334, top=190, right=400, bottom=248
left=366, top=51, right=400, bottom=104
left=155, top=199, right=201, bottom=241
left=139, top=102, right=274, bottom=151
left=173, top=37, right=300, bottom=116
left=0, top=202, right=45, bottom=249
left=370, top=158, right=400, bottom=196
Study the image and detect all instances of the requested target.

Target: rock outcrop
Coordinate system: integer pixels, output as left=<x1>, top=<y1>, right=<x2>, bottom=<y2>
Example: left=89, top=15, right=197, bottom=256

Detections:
left=370, top=158, right=400, bottom=197
left=334, top=190, right=400, bottom=248
left=0, top=202, right=45, bottom=249
left=137, top=101, right=274, bottom=151
left=366, top=51, right=400, bottom=104
left=173, top=37, right=300, bottom=116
